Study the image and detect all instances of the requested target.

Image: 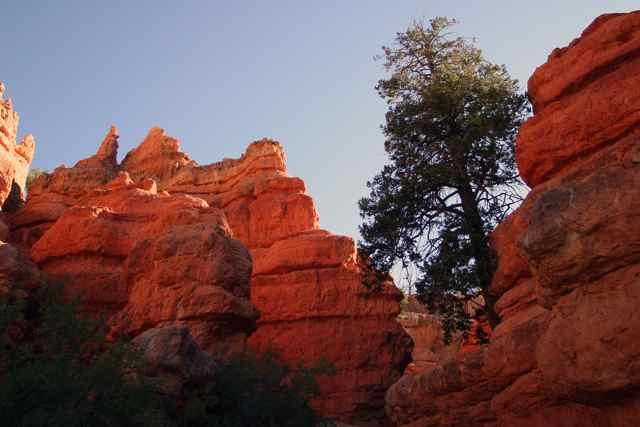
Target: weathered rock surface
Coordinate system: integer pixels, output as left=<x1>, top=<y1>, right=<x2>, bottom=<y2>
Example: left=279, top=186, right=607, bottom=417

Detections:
left=398, top=301, right=461, bottom=374
left=386, top=11, right=640, bottom=427
left=8, top=125, right=410, bottom=423
left=0, top=82, right=35, bottom=211
left=9, top=126, right=119, bottom=247
left=30, top=173, right=259, bottom=358
left=517, top=11, right=640, bottom=187
left=127, top=138, right=413, bottom=424
left=132, top=325, right=219, bottom=396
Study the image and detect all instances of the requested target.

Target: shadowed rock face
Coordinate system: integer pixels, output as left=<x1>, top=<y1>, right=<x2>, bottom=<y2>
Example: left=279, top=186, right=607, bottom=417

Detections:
left=385, top=11, right=640, bottom=427
left=8, top=127, right=411, bottom=423
left=132, top=325, right=219, bottom=396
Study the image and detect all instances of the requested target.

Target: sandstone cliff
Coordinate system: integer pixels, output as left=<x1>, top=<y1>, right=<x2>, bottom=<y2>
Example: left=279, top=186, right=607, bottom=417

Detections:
left=114, top=135, right=413, bottom=424
left=385, top=11, right=640, bottom=427
left=6, top=125, right=411, bottom=424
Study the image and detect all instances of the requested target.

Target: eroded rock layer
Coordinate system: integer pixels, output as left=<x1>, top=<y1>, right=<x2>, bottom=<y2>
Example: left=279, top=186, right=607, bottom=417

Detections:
left=0, top=82, right=34, bottom=212
left=385, top=11, right=640, bottom=427
left=121, top=137, right=413, bottom=424
left=9, top=126, right=119, bottom=247
left=398, top=298, right=462, bottom=375
left=30, top=172, right=259, bottom=359
left=8, top=125, right=411, bottom=423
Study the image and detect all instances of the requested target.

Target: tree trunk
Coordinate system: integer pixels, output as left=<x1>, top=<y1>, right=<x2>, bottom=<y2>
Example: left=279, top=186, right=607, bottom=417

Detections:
left=456, top=180, right=500, bottom=328
left=446, top=134, right=500, bottom=329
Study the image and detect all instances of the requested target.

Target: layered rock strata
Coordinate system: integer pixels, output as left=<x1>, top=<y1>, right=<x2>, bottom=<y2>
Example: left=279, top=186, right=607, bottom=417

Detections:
left=9, top=126, right=118, bottom=247
left=115, top=135, right=413, bottom=424
left=386, top=11, right=640, bottom=427
left=29, top=172, right=259, bottom=359
left=8, top=127, right=411, bottom=423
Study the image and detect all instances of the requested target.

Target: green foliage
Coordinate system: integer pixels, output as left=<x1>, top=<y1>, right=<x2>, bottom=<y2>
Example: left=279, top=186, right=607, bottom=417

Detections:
left=0, top=280, right=333, bottom=426
left=0, top=281, right=158, bottom=427
left=359, top=17, right=530, bottom=342
left=172, top=352, right=335, bottom=427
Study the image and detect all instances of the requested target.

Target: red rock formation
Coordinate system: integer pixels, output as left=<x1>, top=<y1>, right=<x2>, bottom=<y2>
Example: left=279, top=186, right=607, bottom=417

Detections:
left=397, top=298, right=463, bottom=375
left=8, top=124, right=411, bottom=423
left=386, top=11, right=640, bottom=426
left=116, top=137, right=412, bottom=424
left=9, top=126, right=119, bottom=247
left=30, top=173, right=259, bottom=358
left=120, top=126, right=195, bottom=182
left=0, top=82, right=35, bottom=211
left=517, top=12, right=640, bottom=187
left=132, top=325, right=219, bottom=396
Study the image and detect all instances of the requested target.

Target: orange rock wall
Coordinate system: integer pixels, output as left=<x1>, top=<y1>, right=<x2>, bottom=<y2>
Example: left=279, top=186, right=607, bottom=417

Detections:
left=386, top=11, right=640, bottom=427
left=8, top=126, right=411, bottom=424
left=29, top=172, right=259, bottom=358
left=9, top=126, right=119, bottom=247
left=126, top=137, right=413, bottom=424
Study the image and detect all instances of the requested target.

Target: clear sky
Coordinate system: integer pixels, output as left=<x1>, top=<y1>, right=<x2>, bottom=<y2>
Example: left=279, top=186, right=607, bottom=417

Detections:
left=2, top=1, right=637, bottom=240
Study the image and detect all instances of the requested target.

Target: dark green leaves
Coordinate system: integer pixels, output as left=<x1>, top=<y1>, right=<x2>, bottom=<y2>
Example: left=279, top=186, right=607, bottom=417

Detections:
left=360, top=17, right=530, bottom=341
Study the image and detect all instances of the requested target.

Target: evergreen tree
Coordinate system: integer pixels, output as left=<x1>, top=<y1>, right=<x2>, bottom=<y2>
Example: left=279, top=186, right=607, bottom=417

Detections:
left=359, top=17, right=529, bottom=341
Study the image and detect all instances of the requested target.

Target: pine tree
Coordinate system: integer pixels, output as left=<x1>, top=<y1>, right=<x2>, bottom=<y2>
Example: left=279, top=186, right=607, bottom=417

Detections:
left=359, top=17, right=529, bottom=341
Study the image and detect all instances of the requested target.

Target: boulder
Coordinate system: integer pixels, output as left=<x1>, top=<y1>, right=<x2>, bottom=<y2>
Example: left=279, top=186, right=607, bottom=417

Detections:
left=132, top=325, right=219, bottom=396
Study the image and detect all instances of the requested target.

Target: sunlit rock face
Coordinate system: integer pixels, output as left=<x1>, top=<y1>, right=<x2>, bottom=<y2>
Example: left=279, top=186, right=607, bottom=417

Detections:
left=9, top=126, right=119, bottom=248
left=385, top=11, right=640, bottom=427
left=8, top=125, right=411, bottom=423
left=29, top=172, right=259, bottom=359
left=127, top=137, right=413, bottom=424
left=0, top=83, right=34, bottom=212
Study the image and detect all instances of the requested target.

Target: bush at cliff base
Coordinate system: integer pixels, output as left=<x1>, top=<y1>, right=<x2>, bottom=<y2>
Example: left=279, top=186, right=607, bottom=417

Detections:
left=0, top=280, right=333, bottom=427
left=169, top=351, right=335, bottom=427
left=0, top=281, right=159, bottom=426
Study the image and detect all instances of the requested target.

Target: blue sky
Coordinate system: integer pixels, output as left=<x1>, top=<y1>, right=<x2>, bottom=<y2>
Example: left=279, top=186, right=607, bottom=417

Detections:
left=2, top=1, right=637, bottom=240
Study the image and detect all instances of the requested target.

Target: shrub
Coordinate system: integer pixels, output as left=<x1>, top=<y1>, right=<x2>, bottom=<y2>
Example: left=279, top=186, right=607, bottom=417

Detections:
left=174, top=352, right=335, bottom=427
left=0, top=281, right=158, bottom=426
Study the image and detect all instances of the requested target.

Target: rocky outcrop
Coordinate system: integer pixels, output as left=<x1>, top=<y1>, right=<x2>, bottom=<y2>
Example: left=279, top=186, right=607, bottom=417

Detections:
left=132, top=326, right=219, bottom=396
left=0, top=84, right=39, bottom=297
left=398, top=300, right=461, bottom=375
left=9, top=126, right=119, bottom=247
left=0, top=82, right=35, bottom=212
left=517, top=11, right=640, bottom=187
left=386, top=11, right=640, bottom=427
left=30, top=173, right=259, bottom=358
left=117, top=137, right=412, bottom=424
left=120, top=126, right=195, bottom=183
left=8, top=125, right=411, bottom=422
